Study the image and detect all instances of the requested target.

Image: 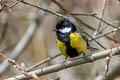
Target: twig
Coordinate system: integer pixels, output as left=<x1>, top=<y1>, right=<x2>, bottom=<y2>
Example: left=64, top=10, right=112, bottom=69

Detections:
left=103, top=51, right=112, bottom=80
left=92, top=15, right=118, bottom=29
left=58, top=12, right=97, bottom=16
left=20, top=0, right=68, bottom=19
left=5, top=46, right=120, bottom=80
left=8, top=59, right=40, bottom=80
left=0, top=0, right=21, bottom=11
left=0, top=52, right=40, bottom=80
left=26, top=53, right=61, bottom=72
left=93, top=0, right=108, bottom=37
left=9, top=0, right=21, bottom=9
left=89, top=27, right=120, bottom=41
left=103, top=32, right=116, bottom=80
left=59, top=12, right=118, bottom=29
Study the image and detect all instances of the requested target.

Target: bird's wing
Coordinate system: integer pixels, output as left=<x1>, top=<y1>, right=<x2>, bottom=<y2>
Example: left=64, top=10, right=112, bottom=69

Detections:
left=70, top=32, right=87, bottom=53
left=78, top=32, right=89, bottom=47
left=78, top=32, right=98, bottom=51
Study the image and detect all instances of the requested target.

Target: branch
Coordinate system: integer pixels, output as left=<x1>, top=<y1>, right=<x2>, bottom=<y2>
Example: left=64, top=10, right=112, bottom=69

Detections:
left=5, top=46, right=120, bottom=80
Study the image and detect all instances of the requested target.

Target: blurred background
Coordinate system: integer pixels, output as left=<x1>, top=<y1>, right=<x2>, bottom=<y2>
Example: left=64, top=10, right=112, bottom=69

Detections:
left=0, top=0, right=120, bottom=80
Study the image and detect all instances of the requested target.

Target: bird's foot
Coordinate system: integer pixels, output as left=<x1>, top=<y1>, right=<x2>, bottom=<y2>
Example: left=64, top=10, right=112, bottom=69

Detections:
left=83, top=54, right=91, bottom=61
left=60, top=58, right=67, bottom=66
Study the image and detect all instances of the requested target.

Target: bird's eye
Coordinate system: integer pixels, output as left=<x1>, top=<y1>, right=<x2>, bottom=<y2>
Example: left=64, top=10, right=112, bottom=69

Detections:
left=63, top=22, right=69, bottom=26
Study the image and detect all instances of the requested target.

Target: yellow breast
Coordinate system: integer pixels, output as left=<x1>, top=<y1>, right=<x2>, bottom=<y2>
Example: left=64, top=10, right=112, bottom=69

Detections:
left=56, top=39, right=67, bottom=57
left=69, top=32, right=87, bottom=54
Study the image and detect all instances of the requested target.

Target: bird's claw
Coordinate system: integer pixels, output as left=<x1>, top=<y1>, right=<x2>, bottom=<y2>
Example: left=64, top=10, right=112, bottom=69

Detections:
left=83, top=54, right=91, bottom=61
left=60, top=58, right=67, bottom=66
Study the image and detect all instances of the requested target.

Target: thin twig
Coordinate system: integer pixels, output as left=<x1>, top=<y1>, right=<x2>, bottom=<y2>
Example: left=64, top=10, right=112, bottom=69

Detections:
left=0, top=53, right=40, bottom=80
left=9, top=0, right=21, bottom=8
left=92, top=15, right=118, bottom=29
left=0, top=0, right=21, bottom=11
left=93, top=0, right=108, bottom=37
left=26, top=53, right=61, bottom=72
left=103, top=51, right=112, bottom=80
left=103, top=32, right=116, bottom=80
left=20, top=0, right=68, bottom=19
left=58, top=12, right=118, bottom=29
left=8, top=59, right=40, bottom=80
left=5, top=46, right=120, bottom=80
left=58, top=12, right=97, bottom=16
left=89, top=27, right=120, bottom=41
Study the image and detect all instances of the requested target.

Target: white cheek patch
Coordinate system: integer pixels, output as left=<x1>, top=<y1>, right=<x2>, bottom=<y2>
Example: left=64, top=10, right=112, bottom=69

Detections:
left=59, top=27, right=71, bottom=33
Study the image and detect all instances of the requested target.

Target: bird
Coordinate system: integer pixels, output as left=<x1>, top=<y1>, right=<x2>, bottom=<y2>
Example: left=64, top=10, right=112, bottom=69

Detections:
left=53, top=18, right=97, bottom=61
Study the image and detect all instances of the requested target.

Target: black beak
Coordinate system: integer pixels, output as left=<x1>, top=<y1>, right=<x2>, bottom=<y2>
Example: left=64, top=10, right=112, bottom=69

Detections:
left=52, top=29, right=58, bottom=32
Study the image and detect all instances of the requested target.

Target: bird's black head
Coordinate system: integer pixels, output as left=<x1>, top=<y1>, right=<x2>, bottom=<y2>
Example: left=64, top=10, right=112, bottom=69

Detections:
left=53, top=18, right=77, bottom=34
